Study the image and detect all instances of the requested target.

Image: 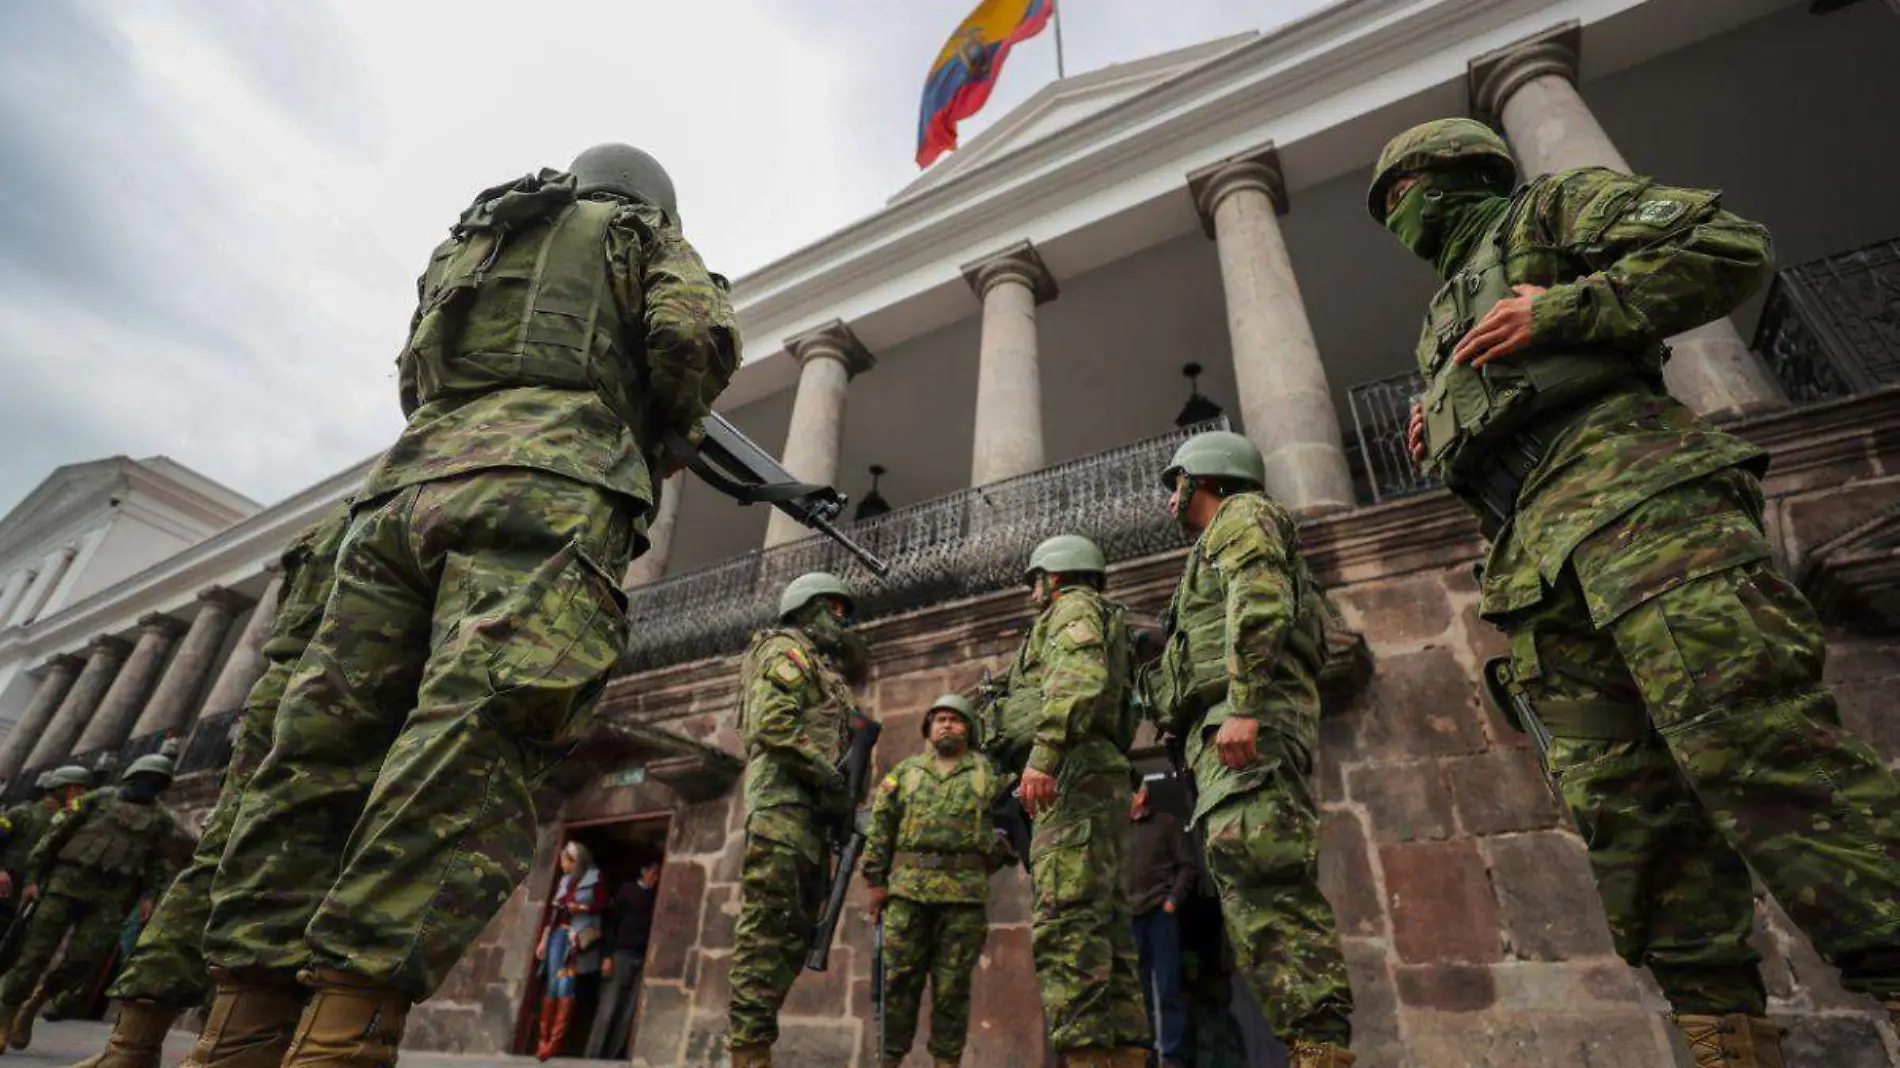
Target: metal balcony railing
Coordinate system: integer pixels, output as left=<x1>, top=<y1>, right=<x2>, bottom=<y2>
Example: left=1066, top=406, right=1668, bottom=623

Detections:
left=1754, top=238, right=1900, bottom=402
left=1346, top=371, right=1438, bottom=505
left=620, top=419, right=1226, bottom=670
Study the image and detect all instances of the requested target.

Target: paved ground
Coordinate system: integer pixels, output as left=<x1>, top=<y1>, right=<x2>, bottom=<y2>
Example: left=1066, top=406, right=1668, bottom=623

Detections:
left=1, top=1017, right=601, bottom=1068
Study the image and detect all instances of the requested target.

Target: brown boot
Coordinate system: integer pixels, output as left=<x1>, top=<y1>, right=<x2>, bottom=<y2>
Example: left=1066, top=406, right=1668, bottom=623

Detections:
left=70, top=1001, right=185, bottom=1068
left=279, top=969, right=409, bottom=1068
left=1058, top=1050, right=1118, bottom=1068
left=1673, top=1014, right=1786, bottom=1068
left=534, top=997, right=573, bottom=1062
left=728, top=1045, right=773, bottom=1068
left=9, top=987, right=48, bottom=1051
left=933, top=1058, right=960, bottom=1068
left=179, top=971, right=304, bottom=1068
left=0, top=1002, right=19, bottom=1054
left=1108, top=1049, right=1150, bottom=1068
left=1288, top=1042, right=1356, bottom=1068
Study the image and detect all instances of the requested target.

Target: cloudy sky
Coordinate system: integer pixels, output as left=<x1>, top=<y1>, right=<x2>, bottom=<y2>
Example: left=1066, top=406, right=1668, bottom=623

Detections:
left=0, top=0, right=1328, bottom=516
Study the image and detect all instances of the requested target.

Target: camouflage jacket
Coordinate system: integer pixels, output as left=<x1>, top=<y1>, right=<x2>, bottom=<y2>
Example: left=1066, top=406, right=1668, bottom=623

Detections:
left=370, top=171, right=738, bottom=522
left=739, top=626, right=855, bottom=852
left=32, top=788, right=192, bottom=904
left=250, top=501, right=353, bottom=713
left=995, top=588, right=1135, bottom=781
left=1426, top=168, right=1774, bottom=623
left=861, top=751, right=1007, bottom=905
left=0, top=800, right=52, bottom=877
left=1150, top=493, right=1325, bottom=822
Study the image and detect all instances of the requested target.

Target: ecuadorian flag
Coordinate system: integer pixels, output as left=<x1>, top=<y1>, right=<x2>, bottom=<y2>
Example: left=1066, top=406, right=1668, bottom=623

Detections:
left=916, top=0, right=1054, bottom=168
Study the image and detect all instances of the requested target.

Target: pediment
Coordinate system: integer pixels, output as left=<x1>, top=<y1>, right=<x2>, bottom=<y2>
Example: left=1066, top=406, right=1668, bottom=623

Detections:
left=0, top=459, right=127, bottom=562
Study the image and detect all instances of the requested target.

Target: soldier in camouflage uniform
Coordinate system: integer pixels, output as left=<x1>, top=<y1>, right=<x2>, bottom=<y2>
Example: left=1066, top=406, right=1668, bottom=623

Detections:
left=195, top=144, right=737, bottom=1068
left=65, top=504, right=351, bottom=1068
left=1371, top=118, right=1900, bottom=1066
left=728, top=573, right=868, bottom=1068
left=0, top=769, right=86, bottom=940
left=1145, top=432, right=1354, bottom=1068
left=990, top=535, right=1148, bottom=1068
left=0, top=756, right=191, bottom=1053
left=861, top=693, right=1007, bottom=1068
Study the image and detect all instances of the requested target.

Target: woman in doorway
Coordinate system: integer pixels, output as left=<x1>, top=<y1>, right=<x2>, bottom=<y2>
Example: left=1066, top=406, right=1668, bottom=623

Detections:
left=535, top=841, right=604, bottom=1061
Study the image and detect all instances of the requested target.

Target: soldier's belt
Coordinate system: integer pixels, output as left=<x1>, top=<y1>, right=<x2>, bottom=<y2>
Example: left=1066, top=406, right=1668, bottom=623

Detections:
left=1453, top=396, right=1600, bottom=524
left=894, top=851, right=989, bottom=873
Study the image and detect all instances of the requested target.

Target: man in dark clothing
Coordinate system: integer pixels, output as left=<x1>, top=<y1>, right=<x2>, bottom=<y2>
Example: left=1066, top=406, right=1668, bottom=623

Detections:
left=1128, top=782, right=1197, bottom=1068
left=586, top=861, right=659, bottom=1058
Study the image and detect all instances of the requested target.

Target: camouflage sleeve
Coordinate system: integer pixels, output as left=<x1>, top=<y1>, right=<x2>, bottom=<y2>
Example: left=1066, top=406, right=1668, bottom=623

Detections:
left=1212, top=509, right=1298, bottom=721
left=1529, top=169, right=1775, bottom=349
left=860, top=767, right=903, bottom=889
left=744, top=644, right=847, bottom=792
left=396, top=269, right=428, bottom=417
left=27, top=796, right=88, bottom=878
left=612, top=206, right=740, bottom=446
left=1028, top=596, right=1110, bottom=777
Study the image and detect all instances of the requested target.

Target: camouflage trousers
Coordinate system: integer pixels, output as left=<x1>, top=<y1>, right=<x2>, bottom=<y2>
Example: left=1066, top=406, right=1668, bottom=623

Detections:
left=879, top=897, right=987, bottom=1062
left=1506, top=475, right=1900, bottom=1014
left=0, top=890, right=133, bottom=1006
left=1197, top=745, right=1353, bottom=1047
left=1028, top=770, right=1148, bottom=1053
left=727, top=820, right=825, bottom=1050
left=111, top=680, right=282, bottom=1004
left=203, top=470, right=634, bottom=999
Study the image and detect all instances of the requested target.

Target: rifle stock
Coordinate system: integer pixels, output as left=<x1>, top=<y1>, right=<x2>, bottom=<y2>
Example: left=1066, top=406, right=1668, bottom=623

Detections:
left=806, top=712, right=883, bottom=972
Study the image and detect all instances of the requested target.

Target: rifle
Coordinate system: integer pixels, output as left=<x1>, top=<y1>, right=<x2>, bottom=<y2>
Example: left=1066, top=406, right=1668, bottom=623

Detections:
left=872, top=915, right=887, bottom=1059
left=0, top=898, right=35, bottom=975
left=973, top=669, right=1033, bottom=872
left=806, top=712, right=883, bottom=972
left=666, top=415, right=890, bottom=576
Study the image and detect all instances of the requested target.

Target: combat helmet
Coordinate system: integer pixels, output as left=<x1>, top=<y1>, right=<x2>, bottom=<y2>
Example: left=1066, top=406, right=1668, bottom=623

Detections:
left=32, top=770, right=54, bottom=792
left=1160, top=430, right=1266, bottom=491
left=777, top=572, right=856, bottom=621
left=46, top=765, right=93, bottom=789
left=122, top=754, right=175, bottom=783
left=570, top=144, right=679, bottom=225
left=921, top=693, right=979, bottom=741
left=1024, top=534, right=1107, bottom=584
left=1367, top=118, right=1517, bottom=222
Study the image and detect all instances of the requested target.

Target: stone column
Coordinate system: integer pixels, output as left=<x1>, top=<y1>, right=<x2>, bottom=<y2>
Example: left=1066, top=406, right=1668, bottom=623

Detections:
left=0, top=655, right=83, bottom=780
left=763, top=321, right=875, bottom=548
left=194, top=575, right=284, bottom=728
left=1470, top=24, right=1786, bottom=418
left=72, top=613, right=186, bottom=760
left=626, top=474, right=685, bottom=587
left=127, top=587, right=252, bottom=742
left=1189, top=144, right=1357, bottom=515
left=24, top=636, right=131, bottom=769
left=0, top=570, right=32, bottom=625
left=962, top=241, right=1057, bottom=486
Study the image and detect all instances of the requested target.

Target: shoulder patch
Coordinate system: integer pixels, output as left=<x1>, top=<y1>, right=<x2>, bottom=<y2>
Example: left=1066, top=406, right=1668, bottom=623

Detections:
left=1631, top=198, right=1686, bottom=226
left=1062, top=618, right=1101, bottom=646
left=770, top=651, right=807, bottom=686
left=878, top=773, right=898, bottom=793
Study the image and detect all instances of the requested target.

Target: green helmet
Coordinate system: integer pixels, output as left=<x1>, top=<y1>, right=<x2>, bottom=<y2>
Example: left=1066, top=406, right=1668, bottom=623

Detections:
left=122, top=754, right=174, bottom=783
left=570, top=144, right=679, bottom=225
left=777, top=572, right=856, bottom=621
left=921, top=694, right=978, bottom=739
left=1024, top=534, right=1107, bottom=583
left=1160, top=430, right=1265, bottom=491
left=47, top=765, right=93, bottom=789
left=32, top=771, right=54, bottom=791
left=1366, top=118, right=1517, bottom=222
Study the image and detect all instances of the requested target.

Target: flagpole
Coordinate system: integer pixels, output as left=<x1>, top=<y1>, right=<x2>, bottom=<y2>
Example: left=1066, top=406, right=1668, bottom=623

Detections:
left=1052, top=0, right=1067, bottom=79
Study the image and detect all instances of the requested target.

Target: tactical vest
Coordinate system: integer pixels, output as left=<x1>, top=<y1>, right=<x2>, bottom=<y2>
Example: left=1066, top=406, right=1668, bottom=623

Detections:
left=56, top=793, right=164, bottom=876
left=1415, top=190, right=1667, bottom=489
left=893, top=757, right=995, bottom=854
left=739, top=627, right=853, bottom=805
left=995, top=594, right=1139, bottom=774
left=399, top=173, right=632, bottom=419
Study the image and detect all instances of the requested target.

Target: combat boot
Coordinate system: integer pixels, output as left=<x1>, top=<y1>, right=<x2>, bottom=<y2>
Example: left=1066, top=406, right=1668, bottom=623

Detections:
left=1672, top=1014, right=1786, bottom=1068
left=1057, top=1049, right=1117, bottom=1068
left=933, top=1058, right=960, bottom=1068
left=728, top=1045, right=773, bottom=1068
left=0, top=1002, right=19, bottom=1053
left=1107, top=1049, right=1150, bottom=1068
left=279, top=969, right=409, bottom=1068
left=1288, top=1041, right=1356, bottom=1068
left=180, top=970, right=304, bottom=1068
left=9, top=987, right=49, bottom=1050
left=1884, top=998, right=1899, bottom=1031
left=70, top=1001, right=184, bottom=1068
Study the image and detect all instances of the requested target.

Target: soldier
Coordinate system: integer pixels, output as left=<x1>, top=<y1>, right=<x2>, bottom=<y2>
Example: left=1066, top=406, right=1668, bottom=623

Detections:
left=993, top=534, right=1148, bottom=1068
left=1370, top=118, right=1900, bottom=1065
left=860, top=693, right=1007, bottom=1068
left=728, top=572, right=868, bottom=1068
left=0, top=756, right=191, bottom=1052
left=0, top=769, right=86, bottom=939
left=66, top=503, right=351, bottom=1068
left=1146, top=432, right=1354, bottom=1068
left=194, top=144, right=738, bottom=1068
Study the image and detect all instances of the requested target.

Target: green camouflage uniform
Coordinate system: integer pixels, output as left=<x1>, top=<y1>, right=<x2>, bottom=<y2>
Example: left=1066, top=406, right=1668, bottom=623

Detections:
left=203, top=169, right=738, bottom=999
left=108, top=503, right=351, bottom=1005
left=1148, top=493, right=1352, bottom=1047
left=860, top=750, right=1006, bottom=1063
left=0, top=800, right=54, bottom=934
left=1414, top=167, right=1900, bottom=1013
left=0, top=789, right=192, bottom=1005
left=727, top=626, right=856, bottom=1051
left=995, top=587, right=1148, bottom=1054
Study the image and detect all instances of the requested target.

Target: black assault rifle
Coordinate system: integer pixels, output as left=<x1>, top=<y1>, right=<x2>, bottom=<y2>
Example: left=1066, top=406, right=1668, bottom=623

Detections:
left=976, top=669, right=1034, bottom=873
left=666, top=415, right=890, bottom=576
left=806, top=711, right=883, bottom=972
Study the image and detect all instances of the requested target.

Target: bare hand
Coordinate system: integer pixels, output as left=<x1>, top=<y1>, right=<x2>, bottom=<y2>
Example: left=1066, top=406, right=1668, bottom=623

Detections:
left=1018, top=767, right=1058, bottom=819
left=1215, top=716, right=1260, bottom=771
left=139, top=899, right=153, bottom=923
left=866, top=886, right=888, bottom=920
left=21, top=884, right=39, bottom=905
left=0, top=871, right=13, bottom=900
left=602, top=957, right=615, bottom=978
left=1162, top=899, right=1177, bottom=914
left=1407, top=403, right=1426, bottom=465
left=1452, top=285, right=1546, bottom=368
left=534, top=938, right=547, bottom=962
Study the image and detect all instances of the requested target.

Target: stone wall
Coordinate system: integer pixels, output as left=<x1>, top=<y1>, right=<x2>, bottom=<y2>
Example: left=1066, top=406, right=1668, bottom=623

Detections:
left=398, top=389, right=1900, bottom=1066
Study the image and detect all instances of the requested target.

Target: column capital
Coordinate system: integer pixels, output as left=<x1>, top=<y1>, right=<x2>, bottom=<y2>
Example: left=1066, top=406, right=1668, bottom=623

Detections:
left=1188, top=142, right=1288, bottom=238
left=84, top=635, right=133, bottom=661
left=1469, top=21, right=1581, bottom=118
left=784, top=319, right=876, bottom=378
left=36, top=653, right=85, bottom=676
left=137, top=613, right=186, bottom=638
left=196, top=586, right=254, bottom=614
left=961, top=240, right=1058, bottom=305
